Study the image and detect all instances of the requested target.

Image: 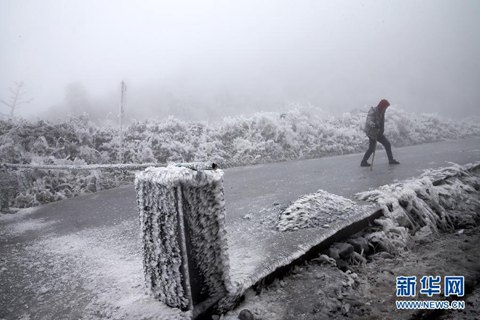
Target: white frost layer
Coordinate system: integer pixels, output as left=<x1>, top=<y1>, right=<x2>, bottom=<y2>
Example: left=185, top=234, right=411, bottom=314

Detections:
left=4, top=162, right=165, bottom=170
left=135, top=165, right=224, bottom=188
left=135, top=165, right=231, bottom=312
left=0, top=207, right=39, bottom=222
left=277, top=189, right=358, bottom=232
left=4, top=218, right=55, bottom=235
left=4, top=220, right=190, bottom=320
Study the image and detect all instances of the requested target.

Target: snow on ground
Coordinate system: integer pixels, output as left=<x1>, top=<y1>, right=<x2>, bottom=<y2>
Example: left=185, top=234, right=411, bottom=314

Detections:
left=0, top=207, right=38, bottom=222
left=5, top=218, right=56, bottom=235
left=277, top=189, right=358, bottom=232
left=0, top=217, right=190, bottom=320
left=0, top=207, right=46, bottom=243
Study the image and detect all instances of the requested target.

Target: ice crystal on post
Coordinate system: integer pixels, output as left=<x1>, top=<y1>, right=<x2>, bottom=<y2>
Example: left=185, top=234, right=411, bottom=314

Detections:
left=135, top=164, right=231, bottom=316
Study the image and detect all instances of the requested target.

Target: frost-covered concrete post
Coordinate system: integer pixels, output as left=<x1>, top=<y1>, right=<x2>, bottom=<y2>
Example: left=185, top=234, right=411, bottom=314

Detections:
left=135, top=163, right=231, bottom=318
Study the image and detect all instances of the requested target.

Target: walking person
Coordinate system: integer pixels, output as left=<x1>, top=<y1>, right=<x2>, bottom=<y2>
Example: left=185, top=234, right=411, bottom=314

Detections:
left=361, top=99, right=400, bottom=167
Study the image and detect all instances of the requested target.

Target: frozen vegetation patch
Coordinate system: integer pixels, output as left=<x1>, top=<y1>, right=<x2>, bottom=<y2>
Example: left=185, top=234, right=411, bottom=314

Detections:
left=355, top=162, right=480, bottom=253
left=1, top=107, right=479, bottom=207
left=277, top=189, right=358, bottom=232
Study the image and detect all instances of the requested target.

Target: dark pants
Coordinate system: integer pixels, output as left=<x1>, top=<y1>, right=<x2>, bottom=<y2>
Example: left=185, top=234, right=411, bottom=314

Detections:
left=362, top=134, right=394, bottom=163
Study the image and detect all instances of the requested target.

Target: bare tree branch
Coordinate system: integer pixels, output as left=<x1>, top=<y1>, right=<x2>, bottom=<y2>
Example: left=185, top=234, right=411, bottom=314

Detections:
left=0, top=81, right=32, bottom=118
left=0, top=99, right=12, bottom=107
left=17, top=98, right=34, bottom=105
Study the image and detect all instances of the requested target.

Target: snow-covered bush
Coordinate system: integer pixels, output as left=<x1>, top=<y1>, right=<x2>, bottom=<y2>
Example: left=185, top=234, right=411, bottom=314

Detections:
left=13, top=160, right=132, bottom=208
left=1, top=107, right=479, bottom=207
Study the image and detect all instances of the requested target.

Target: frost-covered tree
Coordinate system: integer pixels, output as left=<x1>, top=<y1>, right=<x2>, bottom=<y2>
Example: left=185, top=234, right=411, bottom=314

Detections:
left=0, top=81, right=32, bottom=118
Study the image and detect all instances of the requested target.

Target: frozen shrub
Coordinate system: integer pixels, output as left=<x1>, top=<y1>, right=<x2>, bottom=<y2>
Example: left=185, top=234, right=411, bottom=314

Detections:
left=1, top=107, right=479, bottom=207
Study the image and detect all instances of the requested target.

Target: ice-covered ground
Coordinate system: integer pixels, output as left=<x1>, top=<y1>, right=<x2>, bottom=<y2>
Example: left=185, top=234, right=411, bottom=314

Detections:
left=0, top=214, right=190, bottom=320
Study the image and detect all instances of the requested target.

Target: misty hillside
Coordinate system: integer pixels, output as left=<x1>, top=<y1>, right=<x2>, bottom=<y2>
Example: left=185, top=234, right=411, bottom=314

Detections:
left=1, top=107, right=479, bottom=207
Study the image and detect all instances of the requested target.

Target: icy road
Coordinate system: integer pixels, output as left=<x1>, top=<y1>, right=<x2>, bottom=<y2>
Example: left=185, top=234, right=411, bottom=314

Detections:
left=1, top=138, right=479, bottom=319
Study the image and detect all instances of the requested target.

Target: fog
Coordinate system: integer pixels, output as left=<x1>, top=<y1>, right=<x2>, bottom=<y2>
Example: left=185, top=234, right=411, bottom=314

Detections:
left=1, top=0, right=479, bottom=122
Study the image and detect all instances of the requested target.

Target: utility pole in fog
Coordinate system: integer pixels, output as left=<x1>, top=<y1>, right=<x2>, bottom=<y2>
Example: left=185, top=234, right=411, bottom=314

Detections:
left=119, top=81, right=126, bottom=163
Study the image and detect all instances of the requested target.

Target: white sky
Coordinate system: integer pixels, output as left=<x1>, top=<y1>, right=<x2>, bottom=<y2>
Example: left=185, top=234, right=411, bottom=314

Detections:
left=0, top=0, right=479, bottom=120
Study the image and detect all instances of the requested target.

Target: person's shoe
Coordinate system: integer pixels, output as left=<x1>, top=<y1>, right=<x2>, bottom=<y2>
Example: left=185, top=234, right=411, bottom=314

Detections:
left=360, top=160, right=371, bottom=167
left=389, top=159, right=400, bottom=165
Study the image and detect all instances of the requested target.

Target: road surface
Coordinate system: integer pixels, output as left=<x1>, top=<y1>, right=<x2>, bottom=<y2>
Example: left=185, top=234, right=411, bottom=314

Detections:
left=1, top=138, right=479, bottom=319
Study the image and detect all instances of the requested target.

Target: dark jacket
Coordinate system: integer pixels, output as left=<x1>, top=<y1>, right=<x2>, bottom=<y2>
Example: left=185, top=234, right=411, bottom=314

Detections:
left=364, top=107, right=385, bottom=139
